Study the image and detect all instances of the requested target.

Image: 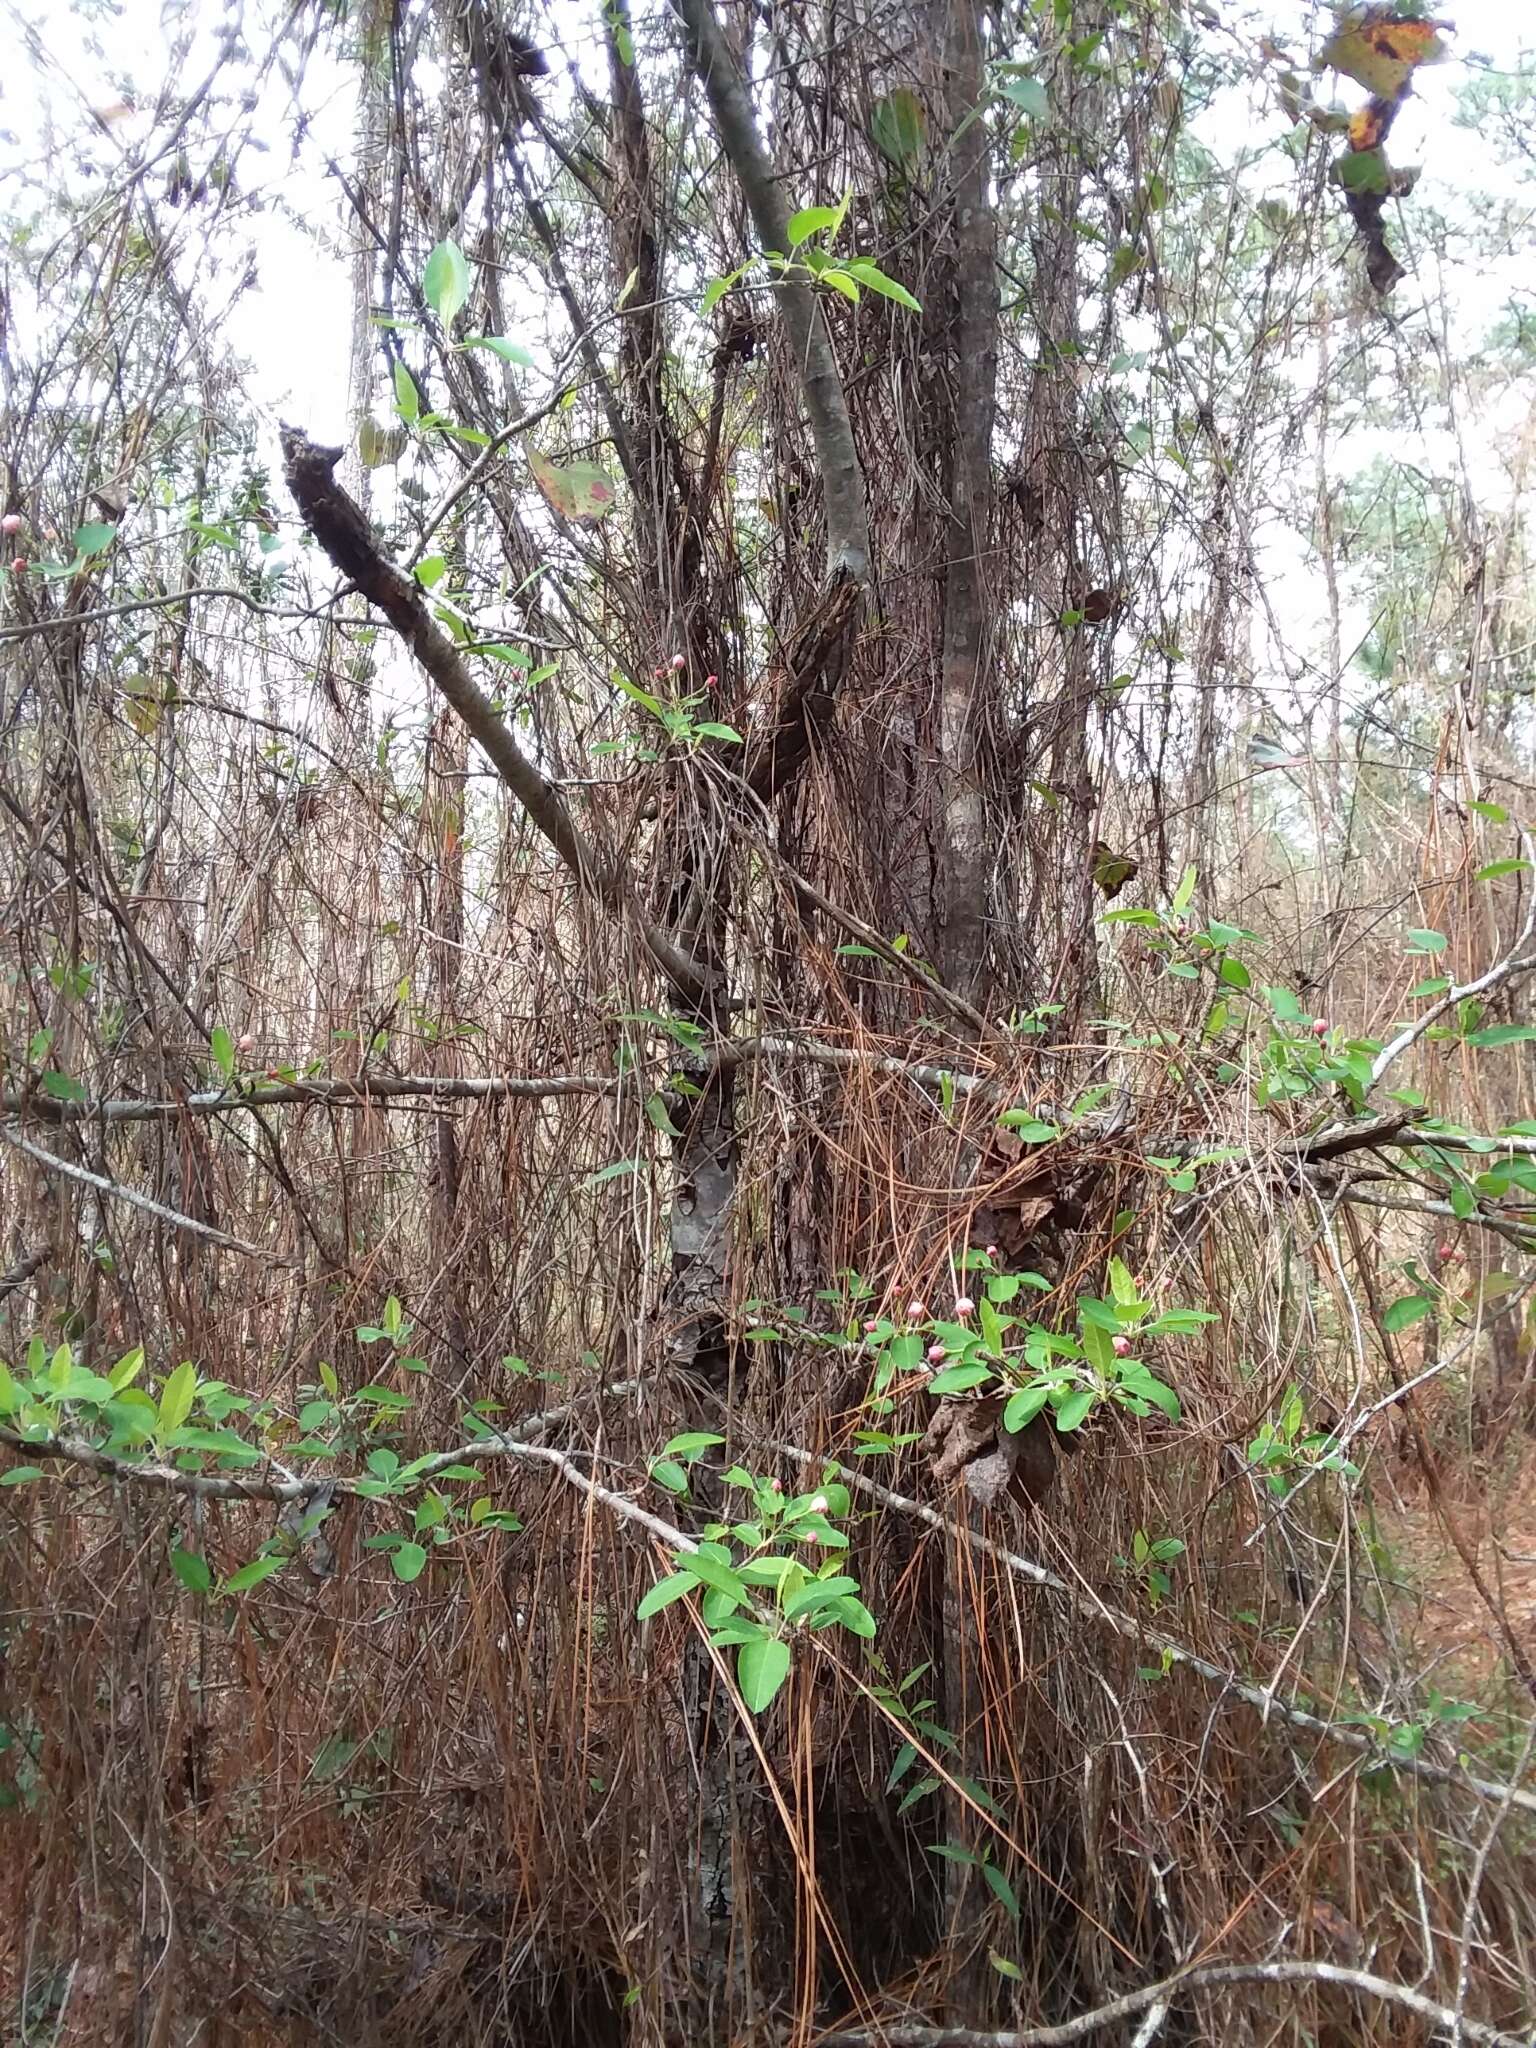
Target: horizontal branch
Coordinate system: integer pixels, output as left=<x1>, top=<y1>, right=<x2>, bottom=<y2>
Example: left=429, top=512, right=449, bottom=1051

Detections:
left=0, top=1381, right=658, bottom=1514
left=0, top=1040, right=1004, bottom=1127
left=1, top=1072, right=622, bottom=1125
left=816, top=1958, right=1526, bottom=2047
left=9, top=1389, right=1535, bottom=1817
left=0, top=584, right=327, bottom=644
left=1337, top=1184, right=1536, bottom=1253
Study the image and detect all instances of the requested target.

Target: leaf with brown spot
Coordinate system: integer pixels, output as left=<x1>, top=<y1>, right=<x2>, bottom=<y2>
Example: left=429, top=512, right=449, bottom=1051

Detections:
left=1317, top=9, right=1448, bottom=102
left=528, top=447, right=618, bottom=523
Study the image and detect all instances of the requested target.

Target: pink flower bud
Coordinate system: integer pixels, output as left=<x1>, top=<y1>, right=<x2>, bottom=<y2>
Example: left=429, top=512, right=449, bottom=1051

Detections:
left=954, top=1296, right=974, bottom=1316
left=704, top=673, right=718, bottom=688
left=1311, top=1018, right=1328, bottom=1037
left=907, top=1301, right=926, bottom=1320
left=1, top=514, right=21, bottom=536
left=237, top=1033, right=254, bottom=1054
left=863, top=1319, right=879, bottom=1335
left=9, top=557, right=26, bottom=574
left=1111, top=1335, right=1131, bottom=1357
left=671, top=653, right=686, bottom=671
left=927, top=1343, right=947, bottom=1365
left=985, top=1245, right=998, bottom=1258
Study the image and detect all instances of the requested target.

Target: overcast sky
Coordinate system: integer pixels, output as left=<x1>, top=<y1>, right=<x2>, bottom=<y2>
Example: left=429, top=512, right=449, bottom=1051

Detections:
left=5, top=0, right=1532, bottom=747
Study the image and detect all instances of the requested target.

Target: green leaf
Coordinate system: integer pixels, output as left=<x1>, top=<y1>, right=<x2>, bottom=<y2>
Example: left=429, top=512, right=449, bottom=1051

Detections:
left=679, top=1551, right=749, bottom=1603
left=1219, top=955, right=1251, bottom=990
left=927, top=1362, right=992, bottom=1394
left=840, top=259, right=921, bottom=311
left=1003, top=1385, right=1050, bottom=1432
left=582, top=1157, right=640, bottom=1189
left=1382, top=1294, right=1432, bottom=1334
left=981, top=1861, right=1021, bottom=1918
left=390, top=1541, right=429, bottom=1583
left=870, top=87, right=926, bottom=163
left=1407, top=929, right=1447, bottom=955
left=1171, top=865, right=1197, bottom=914
left=41, top=1071, right=87, bottom=1104
left=783, top=1574, right=860, bottom=1618
left=393, top=360, right=420, bottom=425
left=820, top=268, right=861, bottom=305
left=463, top=332, right=535, bottom=368
left=645, top=1091, right=683, bottom=1138
left=788, top=204, right=840, bottom=246
left=821, top=1593, right=878, bottom=1637
left=423, top=239, right=472, bottom=326
left=415, top=555, right=448, bottom=590
left=1053, top=1387, right=1097, bottom=1432
left=694, top=721, right=744, bottom=743
left=157, top=1360, right=198, bottom=1438
left=74, top=521, right=117, bottom=557
left=1000, top=75, right=1048, bottom=119
left=170, top=1545, right=213, bottom=1593
left=0, top=1466, right=45, bottom=1487
left=638, top=1571, right=697, bottom=1619
left=1468, top=1026, right=1536, bottom=1048
left=662, top=1431, right=726, bottom=1458
left=737, top=1635, right=792, bottom=1712
left=223, top=1553, right=286, bottom=1594
left=989, top=1951, right=1023, bottom=1981
left=1334, top=147, right=1391, bottom=195
left=1475, top=859, right=1532, bottom=882
left=211, top=1025, right=236, bottom=1080
left=999, top=1113, right=1059, bottom=1141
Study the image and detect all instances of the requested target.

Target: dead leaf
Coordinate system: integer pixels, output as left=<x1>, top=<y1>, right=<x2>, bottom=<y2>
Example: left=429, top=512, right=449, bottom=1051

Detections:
left=1092, top=840, right=1139, bottom=899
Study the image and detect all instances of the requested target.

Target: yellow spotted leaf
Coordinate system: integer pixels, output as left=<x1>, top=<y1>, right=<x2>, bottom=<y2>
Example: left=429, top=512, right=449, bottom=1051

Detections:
left=1317, top=9, right=1448, bottom=103
left=1347, top=104, right=1387, bottom=150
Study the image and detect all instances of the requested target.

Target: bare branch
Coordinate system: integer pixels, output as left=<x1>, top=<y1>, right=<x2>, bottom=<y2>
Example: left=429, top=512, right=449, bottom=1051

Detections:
left=773, top=1444, right=1536, bottom=1817
left=815, top=1959, right=1528, bottom=2047
left=279, top=428, right=716, bottom=1003
left=0, top=1126, right=282, bottom=1261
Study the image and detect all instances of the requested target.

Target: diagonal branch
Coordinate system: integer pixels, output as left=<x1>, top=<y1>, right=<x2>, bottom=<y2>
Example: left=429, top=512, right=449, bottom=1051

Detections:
left=772, top=1443, right=1536, bottom=1818
left=0, top=1126, right=280, bottom=1262
left=1369, top=835, right=1536, bottom=1091
left=279, top=428, right=714, bottom=1002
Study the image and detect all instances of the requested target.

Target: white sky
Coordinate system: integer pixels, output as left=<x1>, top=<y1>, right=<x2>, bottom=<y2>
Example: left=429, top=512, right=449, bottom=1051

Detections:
left=7, top=0, right=1530, bottom=433
left=3, top=0, right=1533, bottom=748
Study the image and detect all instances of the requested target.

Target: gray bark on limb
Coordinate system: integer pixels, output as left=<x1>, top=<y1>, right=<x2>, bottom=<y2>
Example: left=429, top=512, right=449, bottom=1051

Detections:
left=672, top=0, right=869, bottom=586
